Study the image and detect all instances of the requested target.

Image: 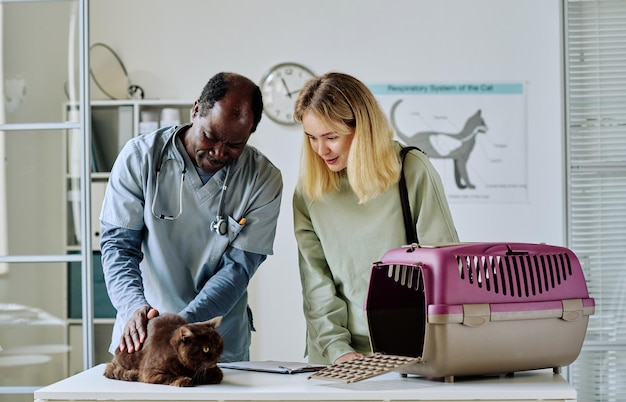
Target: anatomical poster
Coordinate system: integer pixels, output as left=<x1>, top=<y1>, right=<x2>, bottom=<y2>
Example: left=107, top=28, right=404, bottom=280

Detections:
left=369, top=82, right=528, bottom=204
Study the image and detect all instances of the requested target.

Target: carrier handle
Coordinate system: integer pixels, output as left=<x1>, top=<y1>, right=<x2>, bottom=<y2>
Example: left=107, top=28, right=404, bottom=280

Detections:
left=481, top=243, right=535, bottom=256
left=505, top=245, right=529, bottom=256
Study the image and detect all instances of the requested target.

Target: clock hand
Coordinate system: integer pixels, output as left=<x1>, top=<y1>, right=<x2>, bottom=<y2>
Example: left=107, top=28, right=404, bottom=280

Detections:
left=281, top=78, right=292, bottom=98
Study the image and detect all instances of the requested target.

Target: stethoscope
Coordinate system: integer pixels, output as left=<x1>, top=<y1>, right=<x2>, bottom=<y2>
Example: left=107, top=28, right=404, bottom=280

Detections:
left=151, top=127, right=231, bottom=235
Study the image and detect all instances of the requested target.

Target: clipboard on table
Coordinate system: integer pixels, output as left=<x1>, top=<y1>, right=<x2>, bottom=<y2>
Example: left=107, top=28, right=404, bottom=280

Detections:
left=218, top=360, right=327, bottom=374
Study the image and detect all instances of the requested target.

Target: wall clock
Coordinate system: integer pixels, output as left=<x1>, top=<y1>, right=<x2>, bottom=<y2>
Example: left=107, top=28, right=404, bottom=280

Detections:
left=260, top=62, right=315, bottom=125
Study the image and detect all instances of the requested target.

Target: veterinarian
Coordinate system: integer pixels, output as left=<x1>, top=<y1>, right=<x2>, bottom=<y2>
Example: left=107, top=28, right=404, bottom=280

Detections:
left=100, top=72, right=283, bottom=362
left=292, top=72, right=459, bottom=365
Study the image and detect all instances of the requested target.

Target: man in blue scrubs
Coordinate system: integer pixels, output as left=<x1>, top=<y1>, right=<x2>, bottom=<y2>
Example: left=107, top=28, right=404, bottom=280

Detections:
left=100, top=72, right=283, bottom=362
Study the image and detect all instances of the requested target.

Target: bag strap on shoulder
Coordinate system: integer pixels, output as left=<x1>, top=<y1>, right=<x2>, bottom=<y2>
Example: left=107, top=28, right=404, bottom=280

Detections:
left=399, top=146, right=423, bottom=244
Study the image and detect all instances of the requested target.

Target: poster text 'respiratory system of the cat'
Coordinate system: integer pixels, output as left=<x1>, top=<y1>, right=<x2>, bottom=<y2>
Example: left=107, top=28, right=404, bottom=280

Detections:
left=369, top=82, right=528, bottom=204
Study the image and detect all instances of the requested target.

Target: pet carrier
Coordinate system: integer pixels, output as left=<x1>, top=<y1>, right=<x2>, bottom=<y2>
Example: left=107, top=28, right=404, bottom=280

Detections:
left=311, top=242, right=595, bottom=383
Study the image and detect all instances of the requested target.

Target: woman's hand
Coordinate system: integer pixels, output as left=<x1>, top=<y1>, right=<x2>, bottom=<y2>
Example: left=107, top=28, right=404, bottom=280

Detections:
left=334, top=352, right=364, bottom=365
left=119, top=306, right=159, bottom=353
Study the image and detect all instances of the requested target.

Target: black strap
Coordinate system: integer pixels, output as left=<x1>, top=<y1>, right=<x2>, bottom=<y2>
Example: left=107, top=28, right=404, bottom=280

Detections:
left=399, top=146, right=423, bottom=244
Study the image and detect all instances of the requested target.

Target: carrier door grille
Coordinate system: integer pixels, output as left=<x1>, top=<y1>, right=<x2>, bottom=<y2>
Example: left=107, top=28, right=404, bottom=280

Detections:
left=386, top=263, right=424, bottom=291
left=456, top=253, right=574, bottom=297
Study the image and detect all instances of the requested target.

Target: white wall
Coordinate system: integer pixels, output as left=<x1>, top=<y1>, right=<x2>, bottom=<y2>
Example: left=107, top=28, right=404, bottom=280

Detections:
left=90, top=0, right=564, bottom=362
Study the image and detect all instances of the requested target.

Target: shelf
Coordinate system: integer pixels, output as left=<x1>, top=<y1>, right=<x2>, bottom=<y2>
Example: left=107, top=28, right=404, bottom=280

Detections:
left=67, top=318, right=115, bottom=325
left=65, top=99, right=193, bottom=175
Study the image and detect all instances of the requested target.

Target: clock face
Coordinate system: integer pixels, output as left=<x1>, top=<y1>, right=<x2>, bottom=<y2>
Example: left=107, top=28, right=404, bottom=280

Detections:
left=260, top=63, right=315, bottom=125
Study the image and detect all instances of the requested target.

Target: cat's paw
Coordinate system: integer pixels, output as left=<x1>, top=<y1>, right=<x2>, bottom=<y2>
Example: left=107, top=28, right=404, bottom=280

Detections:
left=122, top=369, right=140, bottom=382
left=102, top=363, right=117, bottom=379
left=170, top=377, right=193, bottom=387
left=194, top=367, right=223, bottom=385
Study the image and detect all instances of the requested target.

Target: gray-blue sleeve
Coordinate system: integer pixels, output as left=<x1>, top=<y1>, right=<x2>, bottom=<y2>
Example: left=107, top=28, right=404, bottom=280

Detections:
left=100, top=220, right=149, bottom=321
left=178, top=246, right=266, bottom=322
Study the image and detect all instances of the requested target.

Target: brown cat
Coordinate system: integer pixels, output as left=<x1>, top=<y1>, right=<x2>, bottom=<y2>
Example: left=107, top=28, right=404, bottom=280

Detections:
left=103, top=313, right=224, bottom=387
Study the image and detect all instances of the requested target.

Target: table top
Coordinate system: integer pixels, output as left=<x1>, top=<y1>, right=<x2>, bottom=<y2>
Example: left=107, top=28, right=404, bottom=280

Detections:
left=34, top=364, right=576, bottom=401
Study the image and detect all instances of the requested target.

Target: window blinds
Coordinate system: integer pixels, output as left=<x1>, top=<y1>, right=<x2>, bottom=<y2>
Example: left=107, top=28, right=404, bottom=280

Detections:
left=565, top=1, right=626, bottom=401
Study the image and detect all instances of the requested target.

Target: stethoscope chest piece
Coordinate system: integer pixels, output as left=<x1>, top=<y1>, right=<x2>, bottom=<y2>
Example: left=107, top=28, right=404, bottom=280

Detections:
left=209, top=164, right=231, bottom=236
left=211, top=217, right=228, bottom=236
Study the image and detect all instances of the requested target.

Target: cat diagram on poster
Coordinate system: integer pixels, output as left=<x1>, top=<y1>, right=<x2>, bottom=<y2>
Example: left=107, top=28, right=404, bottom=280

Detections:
left=370, top=83, right=528, bottom=204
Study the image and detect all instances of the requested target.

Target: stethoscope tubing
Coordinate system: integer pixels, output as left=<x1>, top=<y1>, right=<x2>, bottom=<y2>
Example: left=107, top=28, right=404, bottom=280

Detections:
left=151, top=127, right=187, bottom=220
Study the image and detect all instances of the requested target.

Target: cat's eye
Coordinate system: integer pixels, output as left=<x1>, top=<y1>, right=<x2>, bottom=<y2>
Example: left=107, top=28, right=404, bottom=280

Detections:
left=203, top=346, right=210, bottom=353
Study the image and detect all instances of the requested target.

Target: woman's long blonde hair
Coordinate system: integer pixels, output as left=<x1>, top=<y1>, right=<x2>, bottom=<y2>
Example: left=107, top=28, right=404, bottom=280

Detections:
left=294, top=72, right=401, bottom=204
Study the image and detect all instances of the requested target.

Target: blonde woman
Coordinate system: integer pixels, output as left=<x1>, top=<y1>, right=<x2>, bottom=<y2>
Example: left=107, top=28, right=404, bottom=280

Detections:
left=293, top=72, right=459, bottom=365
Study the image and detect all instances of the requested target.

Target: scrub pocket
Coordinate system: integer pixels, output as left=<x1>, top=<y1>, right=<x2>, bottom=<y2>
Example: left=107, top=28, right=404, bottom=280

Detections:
left=226, top=215, right=245, bottom=243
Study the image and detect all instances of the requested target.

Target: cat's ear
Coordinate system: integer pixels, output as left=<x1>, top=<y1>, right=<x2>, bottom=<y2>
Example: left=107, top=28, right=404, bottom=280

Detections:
left=208, top=316, right=222, bottom=328
left=179, top=327, right=193, bottom=340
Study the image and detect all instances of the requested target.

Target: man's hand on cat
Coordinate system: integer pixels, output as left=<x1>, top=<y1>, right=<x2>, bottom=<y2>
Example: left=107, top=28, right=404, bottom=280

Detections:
left=120, top=306, right=160, bottom=353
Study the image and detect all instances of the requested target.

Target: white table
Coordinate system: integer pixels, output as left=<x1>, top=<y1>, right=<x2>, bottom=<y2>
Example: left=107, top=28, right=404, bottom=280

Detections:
left=34, top=364, right=576, bottom=401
